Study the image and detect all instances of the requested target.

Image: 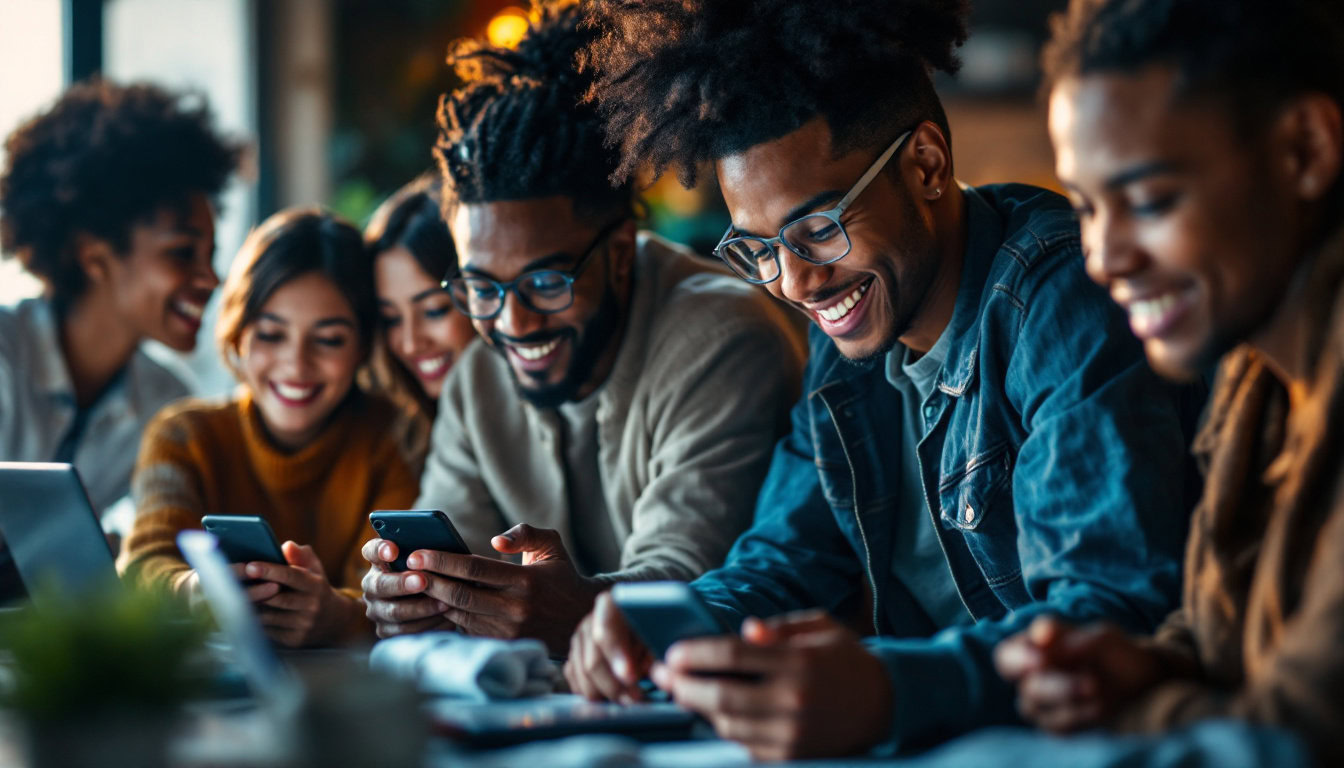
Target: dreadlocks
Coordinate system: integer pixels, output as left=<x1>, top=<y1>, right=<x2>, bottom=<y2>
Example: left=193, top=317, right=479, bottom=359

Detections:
left=435, top=1, right=630, bottom=222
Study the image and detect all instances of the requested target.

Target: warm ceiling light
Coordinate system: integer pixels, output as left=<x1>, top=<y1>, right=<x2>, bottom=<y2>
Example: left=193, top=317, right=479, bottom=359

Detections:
left=487, top=7, right=530, bottom=49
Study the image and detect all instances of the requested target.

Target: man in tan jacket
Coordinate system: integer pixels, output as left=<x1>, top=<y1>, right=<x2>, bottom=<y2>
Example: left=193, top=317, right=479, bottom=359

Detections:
left=359, top=4, right=803, bottom=654
left=995, top=0, right=1344, bottom=764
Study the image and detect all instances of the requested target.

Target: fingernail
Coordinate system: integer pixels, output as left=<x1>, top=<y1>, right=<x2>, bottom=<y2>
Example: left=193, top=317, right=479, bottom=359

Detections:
left=650, top=664, right=668, bottom=687
left=612, top=655, right=629, bottom=680
left=406, top=574, right=425, bottom=591
left=246, top=563, right=262, bottom=577
left=496, top=531, right=515, bottom=542
left=407, top=554, right=421, bottom=570
left=381, top=544, right=394, bottom=561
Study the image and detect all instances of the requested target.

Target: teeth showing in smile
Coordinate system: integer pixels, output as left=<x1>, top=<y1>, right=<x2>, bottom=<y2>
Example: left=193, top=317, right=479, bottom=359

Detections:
left=274, top=382, right=317, bottom=401
left=513, top=338, right=560, bottom=361
left=817, top=281, right=870, bottom=323
left=173, top=300, right=205, bottom=320
left=1129, top=293, right=1179, bottom=321
left=416, top=354, right=450, bottom=376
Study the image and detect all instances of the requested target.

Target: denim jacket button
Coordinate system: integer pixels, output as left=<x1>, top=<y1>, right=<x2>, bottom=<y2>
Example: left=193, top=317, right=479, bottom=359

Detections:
left=923, top=404, right=937, bottom=420
left=964, top=503, right=975, bottom=523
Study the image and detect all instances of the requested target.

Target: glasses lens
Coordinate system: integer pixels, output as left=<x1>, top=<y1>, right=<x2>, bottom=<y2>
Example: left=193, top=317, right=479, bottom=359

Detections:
left=719, top=238, right=779, bottom=283
left=448, top=277, right=503, bottom=318
left=781, top=213, right=850, bottom=264
left=517, top=271, right=575, bottom=313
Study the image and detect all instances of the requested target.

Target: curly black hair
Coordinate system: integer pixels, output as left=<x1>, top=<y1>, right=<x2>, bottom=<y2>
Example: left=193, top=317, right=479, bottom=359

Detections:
left=579, top=0, right=970, bottom=188
left=1042, top=0, right=1344, bottom=136
left=0, top=79, right=241, bottom=306
left=435, top=1, right=631, bottom=223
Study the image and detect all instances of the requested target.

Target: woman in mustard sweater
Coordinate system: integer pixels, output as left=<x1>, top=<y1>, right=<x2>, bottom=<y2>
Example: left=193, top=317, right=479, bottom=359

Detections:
left=119, top=209, right=418, bottom=647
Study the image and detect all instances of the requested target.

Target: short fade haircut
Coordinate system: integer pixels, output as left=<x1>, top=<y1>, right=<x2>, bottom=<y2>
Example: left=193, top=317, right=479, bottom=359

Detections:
left=435, top=1, right=632, bottom=223
left=1042, top=0, right=1344, bottom=138
left=0, top=79, right=241, bottom=307
left=579, top=0, right=970, bottom=187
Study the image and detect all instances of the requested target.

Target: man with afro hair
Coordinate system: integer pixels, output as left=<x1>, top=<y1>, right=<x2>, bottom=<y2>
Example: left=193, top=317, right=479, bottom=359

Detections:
left=566, top=0, right=1203, bottom=758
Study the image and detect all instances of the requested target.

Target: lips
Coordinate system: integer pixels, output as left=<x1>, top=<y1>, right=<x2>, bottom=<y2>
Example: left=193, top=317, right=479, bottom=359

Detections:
left=1118, top=284, right=1196, bottom=340
left=413, top=352, right=453, bottom=382
left=269, top=381, right=322, bottom=406
left=811, top=277, right=874, bottom=337
left=505, top=337, right=564, bottom=373
left=169, top=297, right=207, bottom=331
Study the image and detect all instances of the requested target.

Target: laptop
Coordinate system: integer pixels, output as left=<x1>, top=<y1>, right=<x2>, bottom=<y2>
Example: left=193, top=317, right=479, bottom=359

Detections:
left=177, top=529, right=304, bottom=712
left=0, top=461, right=119, bottom=606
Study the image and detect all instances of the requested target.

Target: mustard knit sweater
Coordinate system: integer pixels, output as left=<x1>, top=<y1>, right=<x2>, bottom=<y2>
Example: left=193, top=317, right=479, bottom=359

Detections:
left=118, top=389, right=418, bottom=637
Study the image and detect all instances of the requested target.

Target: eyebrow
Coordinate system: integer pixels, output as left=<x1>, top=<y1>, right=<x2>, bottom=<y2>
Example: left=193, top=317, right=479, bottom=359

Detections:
left=1104, top=161, right=1183, bottom=189
left=258, top=312, right=356, bottom=329
left=460, top=251, right=576, bottom=280
left=731, top=190, right=844, bottom=239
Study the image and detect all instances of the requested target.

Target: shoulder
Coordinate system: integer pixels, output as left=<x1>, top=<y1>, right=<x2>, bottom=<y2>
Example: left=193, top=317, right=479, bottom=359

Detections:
left=0, top=298, right=48, bottom=369
left=637, top=233, right=800, bottom=359
left=128, top=347, right=194, bottom=405
left=138, top=397, right=240, bottom=463
left=973, top=183, right=1083, bottom=289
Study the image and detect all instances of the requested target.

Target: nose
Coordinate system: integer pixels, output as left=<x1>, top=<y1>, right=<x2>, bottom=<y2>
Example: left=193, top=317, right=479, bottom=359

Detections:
left=397, top=314, right=423, bottom=358
left=1082, top=209, right=1146, bottom=287
left=774, top=245, right=832, bottom=304
left=493, top=289, right=545, bottom=340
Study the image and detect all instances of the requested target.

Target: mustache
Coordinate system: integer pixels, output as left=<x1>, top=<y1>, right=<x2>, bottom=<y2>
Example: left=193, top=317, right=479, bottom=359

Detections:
left=488, top=327, right=576, bottom=347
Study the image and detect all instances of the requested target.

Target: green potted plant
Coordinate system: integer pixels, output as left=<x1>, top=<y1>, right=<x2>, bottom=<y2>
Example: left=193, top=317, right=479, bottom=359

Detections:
left=0, top=584, right=208, bottom=768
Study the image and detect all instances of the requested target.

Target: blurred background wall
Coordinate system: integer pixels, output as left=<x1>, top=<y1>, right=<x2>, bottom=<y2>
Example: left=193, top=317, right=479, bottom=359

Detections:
left=0, top=0, right=1067, bottom=395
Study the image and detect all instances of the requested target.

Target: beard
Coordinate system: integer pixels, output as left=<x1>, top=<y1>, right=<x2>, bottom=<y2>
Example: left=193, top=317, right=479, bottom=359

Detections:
left=490, top=281, right=622, bottom=409
left=843, top=194, right=942, bottom=366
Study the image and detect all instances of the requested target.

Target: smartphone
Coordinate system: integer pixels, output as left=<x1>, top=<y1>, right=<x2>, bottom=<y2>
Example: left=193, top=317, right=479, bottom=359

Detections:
left=200, top=515, right=286, bottom=565
left=368, top=509, right=471, bottom=571
left=611, top=581, right=727, bottom=661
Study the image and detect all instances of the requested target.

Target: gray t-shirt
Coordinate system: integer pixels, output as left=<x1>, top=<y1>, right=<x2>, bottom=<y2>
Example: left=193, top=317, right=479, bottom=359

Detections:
left=884, top=330, right=972, bottom=629
left=556, top=393, right=623, bottom=577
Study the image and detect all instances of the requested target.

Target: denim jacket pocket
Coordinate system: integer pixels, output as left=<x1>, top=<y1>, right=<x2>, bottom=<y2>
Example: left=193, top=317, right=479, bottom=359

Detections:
left=938, top=442, right=1014, bottom=532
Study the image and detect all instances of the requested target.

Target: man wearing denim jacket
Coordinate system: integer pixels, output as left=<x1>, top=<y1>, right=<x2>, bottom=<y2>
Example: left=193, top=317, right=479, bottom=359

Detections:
left=565, top=0, right=1203, bottom=760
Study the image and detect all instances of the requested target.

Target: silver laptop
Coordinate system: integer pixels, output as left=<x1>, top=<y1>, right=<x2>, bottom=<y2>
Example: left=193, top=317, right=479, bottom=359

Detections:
left=0, top=461, right=118, bottom=605
left=177, top=529, right=304, bottom=712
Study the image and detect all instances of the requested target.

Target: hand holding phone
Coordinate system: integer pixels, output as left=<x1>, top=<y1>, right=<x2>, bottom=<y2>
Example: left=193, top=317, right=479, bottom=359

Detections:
left=201, top=515, right=286, bottom=565
left=368, top=510, right=471, bottom=571
left=611, top=581, right=727, bottom=661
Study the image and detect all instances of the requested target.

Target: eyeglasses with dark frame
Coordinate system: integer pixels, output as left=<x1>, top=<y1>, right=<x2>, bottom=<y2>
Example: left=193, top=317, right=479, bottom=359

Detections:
left=441, top=217, right=627, bottom=320
left=713, top=129, right=914, bottom=285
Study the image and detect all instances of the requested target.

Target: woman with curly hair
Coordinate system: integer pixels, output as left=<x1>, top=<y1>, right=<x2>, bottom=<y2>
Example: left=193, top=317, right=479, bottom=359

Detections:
left=362, top=176, right=478, bottom=472
left=0, top=79, right=240, bottom=533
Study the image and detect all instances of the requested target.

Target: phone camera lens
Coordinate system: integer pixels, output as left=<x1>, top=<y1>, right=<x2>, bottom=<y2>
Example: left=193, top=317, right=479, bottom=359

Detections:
left=373, top=520, right=384, bottom=530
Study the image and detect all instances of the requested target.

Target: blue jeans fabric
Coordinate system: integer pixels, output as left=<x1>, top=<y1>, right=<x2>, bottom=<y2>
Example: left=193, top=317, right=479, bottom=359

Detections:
left=691, top=184, right=1204, bottom=752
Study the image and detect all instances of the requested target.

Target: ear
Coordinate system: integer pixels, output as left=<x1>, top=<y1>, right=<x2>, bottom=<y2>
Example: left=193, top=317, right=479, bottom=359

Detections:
left=1278, top=93, right=1343, bottom=203
left=904, top=121, right=954, bottom=203
left=73, top=233, right=118, bottom=289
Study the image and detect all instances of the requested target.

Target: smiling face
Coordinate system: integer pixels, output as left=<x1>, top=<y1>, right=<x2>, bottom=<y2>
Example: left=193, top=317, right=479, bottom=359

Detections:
left=1050, top=67, right=1316, bottom=380
left=236, top=271, right=364, bottom=450
left=99, top=192, right=219, bottom=351
left=450, top=196, right=633, bottom=408
left=716, top=118, right=943, bottom=361
left=374, top=246, right=478, bottom=399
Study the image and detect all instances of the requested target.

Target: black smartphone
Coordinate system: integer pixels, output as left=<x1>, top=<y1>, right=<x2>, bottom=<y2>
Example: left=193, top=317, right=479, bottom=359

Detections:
left=200, top=515, right=286, bottom=565
left=611, top=581, right=727, bottom=661
left=368, top=509, right=471, bottom=571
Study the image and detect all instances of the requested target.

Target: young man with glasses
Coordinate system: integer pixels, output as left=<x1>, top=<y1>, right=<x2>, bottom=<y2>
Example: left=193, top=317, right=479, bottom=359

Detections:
left=358, top=3, right=804, bottom=655
left=565, top=0, right=1203, bottom=758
